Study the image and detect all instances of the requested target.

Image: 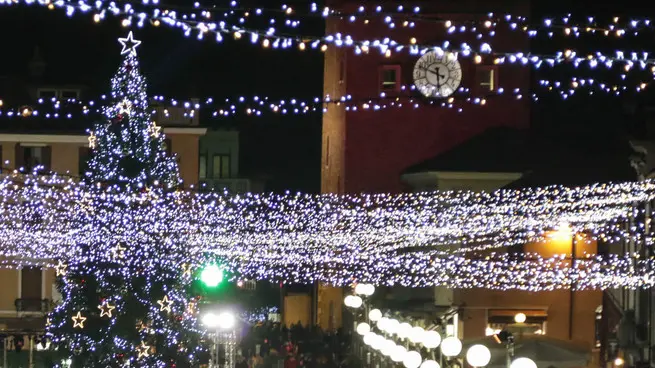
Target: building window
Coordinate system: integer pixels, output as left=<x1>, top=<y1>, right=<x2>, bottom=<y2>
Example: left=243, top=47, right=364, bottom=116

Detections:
left=476, top=66, right=498, bottom=94
left=199, top=155, right=207, bottom=180
left=238, top=280, right=256, bottom=290
left=37, top=89, right=57, bottom=100
left=60, top=89, right=80, bottom=100
left=486, top=310, right=547, bottom=336
left=20, top=267, right=42, bottom=312
left=19, top=146, right=50, bottom=172
left=212, top=155, right=231, bottom=179
left=379, top=65, right=401, bottom=93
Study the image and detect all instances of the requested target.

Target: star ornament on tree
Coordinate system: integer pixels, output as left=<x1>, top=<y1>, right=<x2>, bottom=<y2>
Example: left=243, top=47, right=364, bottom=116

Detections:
left=88, top=132, right=97, bottom=149
left=157, top=295, right=173, bottom=313
left=98, top=301, right=116, bottom=318
left=55, top=260, right=67, bottom=276
left=72, top=311, right=87, bottom=329
left=148, top=121, right=161, bottom=138
left=118, top=31, right=142, bottom=56
left=111, top=243, right=126, bottom=259
left=117, top=98, right=133, bottom=116
left=137, top=341, right=151, bottom=359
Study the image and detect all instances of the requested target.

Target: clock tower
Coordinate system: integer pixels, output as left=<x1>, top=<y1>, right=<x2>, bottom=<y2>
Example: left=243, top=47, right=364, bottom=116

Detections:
left=321, top=0, right=531, bottom=195
left=315, top=0, right=531, bottom=330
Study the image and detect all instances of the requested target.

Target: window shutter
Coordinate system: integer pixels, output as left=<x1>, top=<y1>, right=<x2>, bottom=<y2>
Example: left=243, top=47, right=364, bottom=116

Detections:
left=14, top=143, right=24, bottom=169
left=42, top=146, right=52, bottom=172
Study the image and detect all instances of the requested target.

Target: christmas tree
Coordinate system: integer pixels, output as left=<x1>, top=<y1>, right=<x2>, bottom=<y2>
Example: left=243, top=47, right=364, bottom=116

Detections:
left=45, top=32, right=206, bottom=367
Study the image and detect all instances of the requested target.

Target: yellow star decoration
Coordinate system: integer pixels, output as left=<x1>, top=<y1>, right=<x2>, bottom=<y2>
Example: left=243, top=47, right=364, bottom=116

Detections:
left=136, top=320, right=149, bottom=333
left=148, top=121, right=161, bottom=138
left=88, top=132, right=97, bottom=149
left=55, top=261, right=67, bottom=276
left=72, top=312, right=87, bottom=328
left=98, top=301, right=116, bottom=318
left=117, top=98, right=132, bottom=115
left=137, top=341, right=151, bottom=359
left=111, top=243, right=126, bottom=259
left=157, top=295, right=172, bottom=313
left=186, top=301, right=196, bottom=315
left=181, top=263, right=192, bottom=278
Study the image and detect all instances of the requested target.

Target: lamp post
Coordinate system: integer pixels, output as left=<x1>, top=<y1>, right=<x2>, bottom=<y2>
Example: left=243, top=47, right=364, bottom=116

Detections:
left=202, top=311, right=237, bottom=368
left=346, top=284, right=375, bottom=366
left=466, top=344, right=492, bottom=368
left=509, top=357, right=537, bottom=368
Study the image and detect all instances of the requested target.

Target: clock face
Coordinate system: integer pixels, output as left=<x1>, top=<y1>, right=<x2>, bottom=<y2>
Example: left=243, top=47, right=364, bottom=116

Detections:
left=412, top=52, right=462, bottom=98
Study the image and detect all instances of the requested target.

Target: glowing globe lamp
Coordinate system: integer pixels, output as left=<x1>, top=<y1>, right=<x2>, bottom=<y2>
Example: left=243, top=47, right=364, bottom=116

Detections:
left=466, top=344, right=491, bottom=367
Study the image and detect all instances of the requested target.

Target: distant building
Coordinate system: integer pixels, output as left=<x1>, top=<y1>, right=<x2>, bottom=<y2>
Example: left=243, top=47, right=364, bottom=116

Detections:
left=198, top=129, right=263, bottom=194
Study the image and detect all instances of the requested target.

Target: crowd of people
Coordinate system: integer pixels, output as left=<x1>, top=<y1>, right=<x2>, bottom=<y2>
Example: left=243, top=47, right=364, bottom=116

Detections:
left=233, top=321, right=362, bottom=368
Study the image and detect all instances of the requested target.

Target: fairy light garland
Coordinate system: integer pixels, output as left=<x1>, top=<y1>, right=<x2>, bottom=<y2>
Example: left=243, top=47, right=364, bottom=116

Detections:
left=1, top=76, right=649, bottom=121
left=6, top=0, right=655, bottom=74
left=0, top=167, right=654, bottom=290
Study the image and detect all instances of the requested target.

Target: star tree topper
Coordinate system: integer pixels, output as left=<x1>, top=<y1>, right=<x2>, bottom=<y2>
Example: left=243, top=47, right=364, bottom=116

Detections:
left=118, top=31, right=142, bottom=56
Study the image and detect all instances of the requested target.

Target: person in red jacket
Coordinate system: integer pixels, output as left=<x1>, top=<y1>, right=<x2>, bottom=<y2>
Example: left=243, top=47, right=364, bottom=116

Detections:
left=284, top=354, right=298, bottom=368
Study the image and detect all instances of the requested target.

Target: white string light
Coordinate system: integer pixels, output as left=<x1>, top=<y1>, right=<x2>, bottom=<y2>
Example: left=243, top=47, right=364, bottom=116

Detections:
left=0, top=170, right=654, bottom=290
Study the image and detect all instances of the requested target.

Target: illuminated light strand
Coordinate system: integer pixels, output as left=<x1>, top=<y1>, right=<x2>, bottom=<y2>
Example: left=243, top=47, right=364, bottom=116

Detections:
left=0, top=78, right=649, bottom=120
left=26, top=0, right=655, bottom=42
left=219, top=251, right=655, bottom=290
left=0, top=171, right=654, bottom=282
left=10, top=0, right=655, bottom=74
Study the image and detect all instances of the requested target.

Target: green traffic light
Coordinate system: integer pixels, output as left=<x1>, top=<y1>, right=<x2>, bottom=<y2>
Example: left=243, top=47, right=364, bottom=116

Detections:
left=200, top=264, right=223, bottom=287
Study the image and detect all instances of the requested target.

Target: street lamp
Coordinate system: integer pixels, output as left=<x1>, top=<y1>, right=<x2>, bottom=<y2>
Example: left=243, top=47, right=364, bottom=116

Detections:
left=514, top=313, right=527, bottom=324
left=422, top=331, right=441, bottom=349
left=202, top=311, right=237, bottom=368
left=402, top=350, right=422, bottom=368
left=356, top=322, right=371, bottom=335
left=391, top=345, right=407, bottom=362
left=466, top=344, right=491, bottom=368
left=420, top=360, right=440, bottom=368
left=510, top=357, right=537, bottom=368
left=369, top=308, right=382, bottom=322
left=408, top=326, right=425, bottom=344
left=398, top=322, right=413, bottom=339
left=440, top=336, right=462, bottom=357
left=344, top=295, right=363, bottom=308
left=354, top=283, right=376, bottom=296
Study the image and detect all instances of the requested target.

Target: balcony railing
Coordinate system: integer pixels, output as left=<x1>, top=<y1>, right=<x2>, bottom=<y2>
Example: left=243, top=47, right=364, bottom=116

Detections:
left=151, top=102, right=199, bottom=126
left=199, top=178, right=251, bottom=193
left=15, top=298, right=53, bottom=313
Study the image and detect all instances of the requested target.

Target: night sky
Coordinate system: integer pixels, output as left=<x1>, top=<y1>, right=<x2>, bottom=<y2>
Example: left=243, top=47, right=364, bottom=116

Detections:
left=1, top=1, right=655, bottom=192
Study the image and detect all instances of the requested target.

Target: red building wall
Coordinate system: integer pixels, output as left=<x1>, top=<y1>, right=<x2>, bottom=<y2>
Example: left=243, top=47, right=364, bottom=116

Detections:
left=322, top=0, right=532, bottom=194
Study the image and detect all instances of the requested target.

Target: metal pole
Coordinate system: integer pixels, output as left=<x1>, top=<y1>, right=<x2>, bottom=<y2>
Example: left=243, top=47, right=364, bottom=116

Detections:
left=3, top=337, right=7, bottom=368
left=29, top=335, right=34, bottom=368
left=214, top=330, right=219, bottom=368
